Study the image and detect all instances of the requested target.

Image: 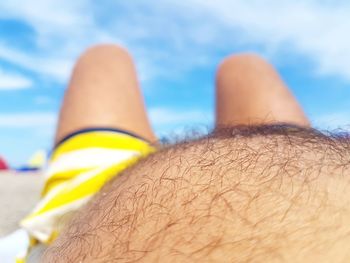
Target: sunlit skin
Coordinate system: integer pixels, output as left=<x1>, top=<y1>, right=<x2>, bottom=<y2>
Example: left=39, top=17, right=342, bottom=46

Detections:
left=42, top=45, right=350, bottom=262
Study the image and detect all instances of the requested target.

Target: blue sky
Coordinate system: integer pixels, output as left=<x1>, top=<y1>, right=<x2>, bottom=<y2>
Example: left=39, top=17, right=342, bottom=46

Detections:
left=0, top=0, right=350, bottom=166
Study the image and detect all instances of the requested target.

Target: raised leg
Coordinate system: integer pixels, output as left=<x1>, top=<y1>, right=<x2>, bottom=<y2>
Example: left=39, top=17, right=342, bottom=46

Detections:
left=55, top=44, right=156, bottom=144
left=215, top=54, right=309, bottom=127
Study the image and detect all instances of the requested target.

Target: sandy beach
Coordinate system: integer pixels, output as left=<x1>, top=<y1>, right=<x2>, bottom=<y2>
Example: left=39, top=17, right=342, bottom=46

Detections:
left=0, top=171, right=43, bottom=237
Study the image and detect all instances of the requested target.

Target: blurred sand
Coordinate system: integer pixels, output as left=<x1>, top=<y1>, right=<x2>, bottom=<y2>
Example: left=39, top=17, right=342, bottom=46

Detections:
left=0, top=171, right=43, bottom=237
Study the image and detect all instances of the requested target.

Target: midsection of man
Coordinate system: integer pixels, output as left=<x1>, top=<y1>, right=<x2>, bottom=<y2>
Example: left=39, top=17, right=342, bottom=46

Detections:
left=42, top=125, right=350, bottom=263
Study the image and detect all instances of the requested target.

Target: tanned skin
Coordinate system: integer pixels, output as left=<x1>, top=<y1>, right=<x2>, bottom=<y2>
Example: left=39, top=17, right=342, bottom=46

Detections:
left=42, top=45, right=350, bottom=262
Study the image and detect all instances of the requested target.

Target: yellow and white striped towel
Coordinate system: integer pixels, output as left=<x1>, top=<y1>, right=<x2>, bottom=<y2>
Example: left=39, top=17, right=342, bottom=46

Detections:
left=18, top=129, right=155, bottom=262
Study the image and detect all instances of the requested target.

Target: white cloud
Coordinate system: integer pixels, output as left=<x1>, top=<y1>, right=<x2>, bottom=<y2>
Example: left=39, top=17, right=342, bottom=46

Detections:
left=0, top=112, right=56, bottom=127
left=0, top=69, right=32, bottom=90
left=0, top=0, right=93, bottom=39
left=0, top=0, right=117, bottom=82
left=184, top=0, right=350, bottom=80
left=0, top=42, right=75, bottom=82
left=1, top=0, right=350, bottom=83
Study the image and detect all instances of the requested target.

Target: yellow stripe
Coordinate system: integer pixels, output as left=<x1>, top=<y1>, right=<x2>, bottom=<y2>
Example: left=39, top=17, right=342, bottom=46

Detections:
left=21, top=131, right=156, bottom=262
left=25, top=156, right=140, bottom=220
left=52, top=131, right=152, bottom=161
left=41, top=168, right=92, bottom=196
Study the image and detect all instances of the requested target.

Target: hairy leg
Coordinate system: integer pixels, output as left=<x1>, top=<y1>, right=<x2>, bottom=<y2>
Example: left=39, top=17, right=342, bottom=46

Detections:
left=215, top=54, right=309, bottom=127
left=55, top=44, right=156, bottom=143
left=43, top=126, right=350, bottom=263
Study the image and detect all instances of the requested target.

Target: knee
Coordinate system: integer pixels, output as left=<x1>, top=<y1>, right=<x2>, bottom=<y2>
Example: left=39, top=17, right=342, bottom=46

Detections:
left=216, top=53, right=271, bottom=84
left=76, top=44, right=133, bottom=67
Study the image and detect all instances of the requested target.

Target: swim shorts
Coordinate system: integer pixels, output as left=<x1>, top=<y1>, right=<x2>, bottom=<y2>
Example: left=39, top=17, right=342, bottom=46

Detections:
left=17, top=128, right=155, bottom=262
